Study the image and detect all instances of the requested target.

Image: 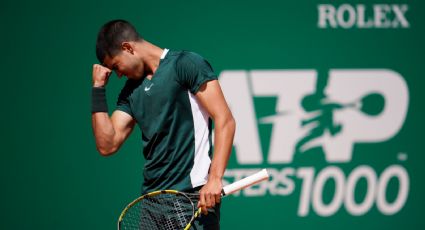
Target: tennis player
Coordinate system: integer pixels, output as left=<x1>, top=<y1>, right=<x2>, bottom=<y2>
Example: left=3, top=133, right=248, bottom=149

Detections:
left=91, top=19, right=235, bottom=229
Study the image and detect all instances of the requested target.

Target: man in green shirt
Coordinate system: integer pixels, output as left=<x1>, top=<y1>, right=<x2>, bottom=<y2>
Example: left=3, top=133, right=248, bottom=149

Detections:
left=91, top=19, right=235, bottom=229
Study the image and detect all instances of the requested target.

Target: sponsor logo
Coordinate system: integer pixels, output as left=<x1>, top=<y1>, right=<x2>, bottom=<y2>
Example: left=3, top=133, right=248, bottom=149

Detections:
left=144, top=83, right=154, bottom=92
left=318, top=4, right=409, bottom=29
left=219, top=69, right=410, bottom=217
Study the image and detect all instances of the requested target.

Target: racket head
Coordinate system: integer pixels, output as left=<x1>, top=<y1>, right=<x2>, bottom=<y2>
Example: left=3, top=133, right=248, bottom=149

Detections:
left=118, top=190, right=199, bottom=230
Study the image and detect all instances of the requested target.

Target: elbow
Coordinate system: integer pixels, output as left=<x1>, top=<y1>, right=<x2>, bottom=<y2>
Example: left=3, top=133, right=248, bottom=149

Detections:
left=229, top=116, right=236, bottom=133
left=96, top=145, right=118, bottom=157
left=224, top=114, right=236, bottom=135
left=213, top=115, right=236, bottom=140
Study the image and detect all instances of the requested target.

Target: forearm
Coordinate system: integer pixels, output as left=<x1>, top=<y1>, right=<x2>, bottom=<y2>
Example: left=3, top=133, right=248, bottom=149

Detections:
left=209, top=115, right=236, bottom=180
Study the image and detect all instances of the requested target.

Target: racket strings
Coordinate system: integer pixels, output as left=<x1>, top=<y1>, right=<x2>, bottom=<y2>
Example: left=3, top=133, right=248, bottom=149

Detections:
left=172, top=197, right=188, bottom=227
left=119, top=193, right=195, bottom=230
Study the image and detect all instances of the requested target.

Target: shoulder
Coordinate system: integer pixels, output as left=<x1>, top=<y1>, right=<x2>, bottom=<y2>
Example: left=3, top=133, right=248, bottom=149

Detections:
left=175, top=51, right=214, bottom=72
left=176, top=51, right=205, bottom=61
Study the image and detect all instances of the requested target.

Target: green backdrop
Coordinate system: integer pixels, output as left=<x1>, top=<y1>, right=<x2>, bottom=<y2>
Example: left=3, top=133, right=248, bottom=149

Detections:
left=1, top=0, right=424, bottom=229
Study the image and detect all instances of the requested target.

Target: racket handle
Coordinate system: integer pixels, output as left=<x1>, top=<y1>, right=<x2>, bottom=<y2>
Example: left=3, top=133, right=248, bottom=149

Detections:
left=222, top=169, right=269, bottom=196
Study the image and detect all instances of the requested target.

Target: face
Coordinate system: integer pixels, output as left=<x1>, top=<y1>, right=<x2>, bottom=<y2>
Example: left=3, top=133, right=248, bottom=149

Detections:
left=103, top=45, right=144, bottom=80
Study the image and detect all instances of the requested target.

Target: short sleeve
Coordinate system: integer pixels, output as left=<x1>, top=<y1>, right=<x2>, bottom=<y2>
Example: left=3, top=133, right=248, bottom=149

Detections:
left=116, top=80, right=137, bottom=117
left=175, top=52, right=218, bottom=94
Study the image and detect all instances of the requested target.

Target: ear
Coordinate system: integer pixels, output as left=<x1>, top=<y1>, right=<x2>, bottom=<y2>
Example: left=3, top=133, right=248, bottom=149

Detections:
left=121, top=42, right=134, bottom=54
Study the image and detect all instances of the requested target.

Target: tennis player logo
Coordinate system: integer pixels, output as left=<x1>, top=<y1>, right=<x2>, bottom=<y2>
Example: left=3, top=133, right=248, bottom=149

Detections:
left=295, top=73, right=386, bottom=156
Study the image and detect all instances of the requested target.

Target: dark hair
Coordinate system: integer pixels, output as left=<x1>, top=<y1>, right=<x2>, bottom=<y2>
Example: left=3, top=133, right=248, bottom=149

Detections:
left=96, top=19, right=142, bottom=63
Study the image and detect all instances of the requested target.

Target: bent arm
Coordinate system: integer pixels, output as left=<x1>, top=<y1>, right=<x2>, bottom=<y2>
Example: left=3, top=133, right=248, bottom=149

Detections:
left=195, top=80, right=236, bottom=214
left=92, top=110, right=136, bottom=156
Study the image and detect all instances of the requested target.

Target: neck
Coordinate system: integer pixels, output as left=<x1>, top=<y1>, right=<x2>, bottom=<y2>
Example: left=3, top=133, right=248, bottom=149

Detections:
left=135, top=40, right=163, bottom=76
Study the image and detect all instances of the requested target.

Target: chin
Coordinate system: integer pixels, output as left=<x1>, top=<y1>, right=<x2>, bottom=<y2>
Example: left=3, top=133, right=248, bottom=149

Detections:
left=136, top=73, right=145, bottom=79
left=128, top=75, right=142, bottom=80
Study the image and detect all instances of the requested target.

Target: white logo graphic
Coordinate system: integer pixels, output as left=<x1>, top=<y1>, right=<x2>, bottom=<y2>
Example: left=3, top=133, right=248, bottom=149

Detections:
left=144, top=83, right=154, bottom=92
left=219, top=69, right=410, bottom=217
left=318, top=4, right=410, bottom=29
left=219, top=69, right=408, bottom=164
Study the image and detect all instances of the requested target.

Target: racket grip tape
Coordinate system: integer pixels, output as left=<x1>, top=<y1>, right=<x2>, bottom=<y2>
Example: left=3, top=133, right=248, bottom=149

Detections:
left=222, top=169, right=269, bottom=195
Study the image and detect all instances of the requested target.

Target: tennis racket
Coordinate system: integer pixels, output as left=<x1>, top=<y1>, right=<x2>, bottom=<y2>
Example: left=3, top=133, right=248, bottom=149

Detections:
left=117, top=169, right=269, bottom=230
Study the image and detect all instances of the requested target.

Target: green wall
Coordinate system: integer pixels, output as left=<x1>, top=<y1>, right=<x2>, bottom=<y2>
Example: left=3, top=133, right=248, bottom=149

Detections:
left=1, top=0, right=424, bottom=229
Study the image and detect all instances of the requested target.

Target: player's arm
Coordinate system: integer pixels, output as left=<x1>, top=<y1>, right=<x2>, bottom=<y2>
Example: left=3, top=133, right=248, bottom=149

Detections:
left=92, top=111, right=135, bottom=156
left=91, top=64, right=136, bottom=156
left=195, top=80, right=236, bottom=214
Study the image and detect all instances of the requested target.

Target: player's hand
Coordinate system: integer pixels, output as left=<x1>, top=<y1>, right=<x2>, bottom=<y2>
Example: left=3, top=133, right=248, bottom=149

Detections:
left=197, top=177, right=222, bottom=215
left=92, top=64, right=112, bottom=87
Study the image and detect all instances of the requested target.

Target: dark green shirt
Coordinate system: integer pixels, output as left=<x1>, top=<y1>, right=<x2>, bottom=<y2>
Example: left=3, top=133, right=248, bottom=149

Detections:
left=116, top=50, right=217, bottom=193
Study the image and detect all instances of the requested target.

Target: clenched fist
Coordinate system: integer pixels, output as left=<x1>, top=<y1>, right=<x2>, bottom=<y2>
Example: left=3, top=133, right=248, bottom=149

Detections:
left=92, top=64, right=112, bottom=87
